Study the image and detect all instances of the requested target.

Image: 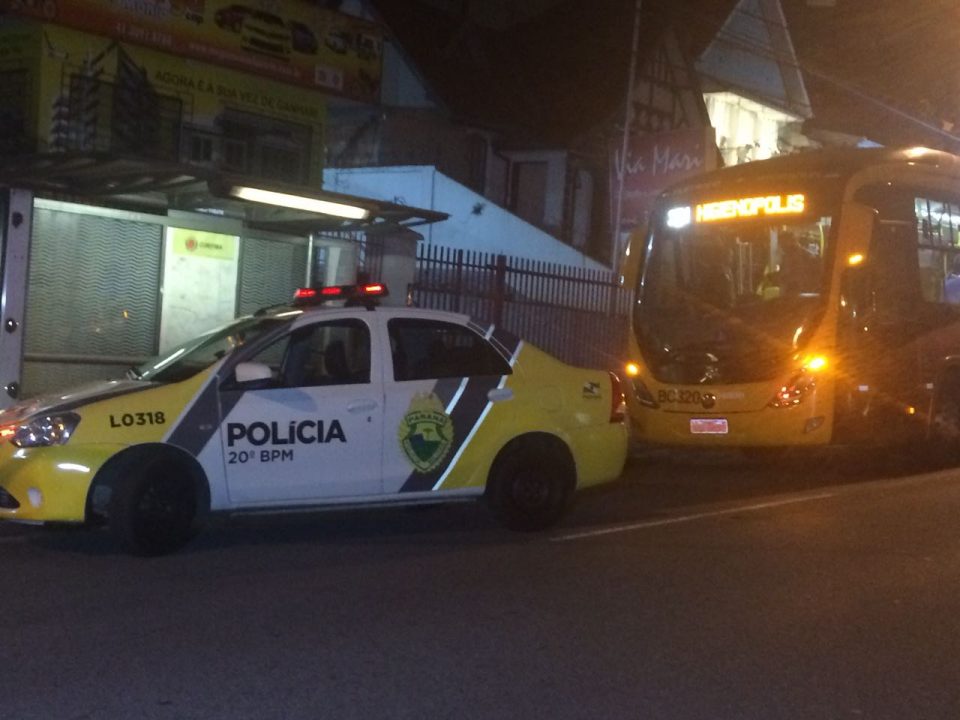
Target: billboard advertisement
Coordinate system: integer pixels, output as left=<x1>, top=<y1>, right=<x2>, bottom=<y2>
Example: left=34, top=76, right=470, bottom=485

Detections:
left=5, top=0, right=383, bottom=103
left=610, top=126, right=718, bottom=233
left=23, top=23, right=326, bottom=181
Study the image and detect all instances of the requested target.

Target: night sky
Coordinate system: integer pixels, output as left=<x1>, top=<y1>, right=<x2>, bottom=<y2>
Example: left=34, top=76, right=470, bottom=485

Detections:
left=370, top=0, right=960, bottom=151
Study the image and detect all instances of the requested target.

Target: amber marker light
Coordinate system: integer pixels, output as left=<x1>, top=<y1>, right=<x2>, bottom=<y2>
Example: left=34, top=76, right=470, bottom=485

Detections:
left=847, top=253, right=865, bottom=266
left=802, top=354, right=829, bottom=372
left=625, top=362, right=641, bottom=377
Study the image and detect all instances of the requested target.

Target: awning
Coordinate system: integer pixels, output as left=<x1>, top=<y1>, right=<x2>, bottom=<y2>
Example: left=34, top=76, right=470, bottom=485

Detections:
left=0, top=152, right=448, bottom=234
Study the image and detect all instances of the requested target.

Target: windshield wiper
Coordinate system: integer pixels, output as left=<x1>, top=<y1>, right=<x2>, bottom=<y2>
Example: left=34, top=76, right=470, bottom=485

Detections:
left=125, top=366, right=143, bottom=380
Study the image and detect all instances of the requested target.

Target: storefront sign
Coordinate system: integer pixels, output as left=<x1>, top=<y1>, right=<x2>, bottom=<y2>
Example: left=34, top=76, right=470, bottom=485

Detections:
left=159, top=228, right=239, bottom=352
left=610, top=126, right=718, bottom=231
left=6, top=0, right=383, bottom=103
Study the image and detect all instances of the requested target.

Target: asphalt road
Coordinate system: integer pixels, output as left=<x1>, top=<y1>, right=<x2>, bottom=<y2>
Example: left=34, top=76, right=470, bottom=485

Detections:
left=2, top=450, right=960, bottom=719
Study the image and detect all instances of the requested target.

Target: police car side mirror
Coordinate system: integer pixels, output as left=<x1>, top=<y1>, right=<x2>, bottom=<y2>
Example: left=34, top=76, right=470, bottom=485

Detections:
left=234, top=362, right=273, bottom=385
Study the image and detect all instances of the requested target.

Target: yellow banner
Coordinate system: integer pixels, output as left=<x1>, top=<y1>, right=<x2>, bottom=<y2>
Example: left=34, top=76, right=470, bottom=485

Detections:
left=6, top=0, right=383, bottom=104
left=24, top=24, right=326, bottom=182
left=170, top=228, right=238, bottom=260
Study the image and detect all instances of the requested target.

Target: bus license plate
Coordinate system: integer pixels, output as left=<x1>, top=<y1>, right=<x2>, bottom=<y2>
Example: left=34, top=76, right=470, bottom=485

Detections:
left=690, top=418, right=728, bottom=434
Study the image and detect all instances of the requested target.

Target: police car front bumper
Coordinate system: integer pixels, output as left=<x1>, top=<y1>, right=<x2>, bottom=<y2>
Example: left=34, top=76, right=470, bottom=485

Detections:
left=0, top=445, right=118, bottom=523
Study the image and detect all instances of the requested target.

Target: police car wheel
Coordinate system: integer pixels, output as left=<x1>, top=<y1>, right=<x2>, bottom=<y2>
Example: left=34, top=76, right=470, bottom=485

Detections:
left=109, top=462, right=198, bottom=556
left=490, top=440, right=573, bottom=531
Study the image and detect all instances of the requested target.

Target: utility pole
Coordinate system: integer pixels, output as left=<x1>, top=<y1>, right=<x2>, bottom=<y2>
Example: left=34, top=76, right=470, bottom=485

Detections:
left=612, top=0, right=642, bottom=277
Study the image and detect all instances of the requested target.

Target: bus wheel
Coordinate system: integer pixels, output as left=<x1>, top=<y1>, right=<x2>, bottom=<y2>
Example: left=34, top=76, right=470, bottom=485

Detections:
left=488, top=437, right=574, bottom=531
left=109, top=460, right=200, bottom=556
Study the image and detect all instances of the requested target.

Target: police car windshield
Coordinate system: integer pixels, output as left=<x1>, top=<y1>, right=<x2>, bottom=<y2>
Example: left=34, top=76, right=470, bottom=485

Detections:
left=132, top=316, right=292, bottom=383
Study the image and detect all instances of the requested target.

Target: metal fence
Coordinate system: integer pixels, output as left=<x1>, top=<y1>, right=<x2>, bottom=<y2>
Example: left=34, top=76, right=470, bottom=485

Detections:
left=409, top=244, right=634, bottom=370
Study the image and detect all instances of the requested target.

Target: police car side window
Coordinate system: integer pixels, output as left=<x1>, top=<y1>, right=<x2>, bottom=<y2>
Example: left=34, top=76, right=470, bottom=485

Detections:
left=388, top=319, right=511, bottom=381
left=247, top=320, right=370, bottom=388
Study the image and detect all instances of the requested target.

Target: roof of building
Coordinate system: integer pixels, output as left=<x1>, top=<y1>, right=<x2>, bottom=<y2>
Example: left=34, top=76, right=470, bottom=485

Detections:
left=0, top=152, right=448, bottom=235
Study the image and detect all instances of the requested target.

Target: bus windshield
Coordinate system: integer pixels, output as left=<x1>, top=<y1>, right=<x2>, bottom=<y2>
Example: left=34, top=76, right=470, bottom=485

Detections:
left=635, top=201, right=834, bottom=384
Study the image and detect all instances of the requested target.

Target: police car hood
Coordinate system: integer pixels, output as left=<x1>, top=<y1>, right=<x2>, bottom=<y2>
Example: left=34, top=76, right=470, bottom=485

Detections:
left=0, top=380, right=155, bottom=424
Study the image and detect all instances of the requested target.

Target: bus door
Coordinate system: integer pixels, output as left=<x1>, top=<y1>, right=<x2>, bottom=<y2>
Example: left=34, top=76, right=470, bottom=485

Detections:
left=844, top=187, right=954, bottom=433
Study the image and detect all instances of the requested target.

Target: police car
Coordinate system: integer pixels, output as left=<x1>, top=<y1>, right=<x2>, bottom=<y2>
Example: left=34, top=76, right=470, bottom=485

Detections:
left=0, top=284, right=628, bottom=555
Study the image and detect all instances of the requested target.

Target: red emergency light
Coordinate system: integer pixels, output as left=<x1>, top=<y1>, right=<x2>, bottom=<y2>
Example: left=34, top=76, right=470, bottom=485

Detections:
left=293, top=288, right=318, bottom=300
left=292, top=283, right=389, bottom=306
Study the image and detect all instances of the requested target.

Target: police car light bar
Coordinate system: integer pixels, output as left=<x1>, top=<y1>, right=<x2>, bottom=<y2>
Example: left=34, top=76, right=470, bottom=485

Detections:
left=293, top=283, right=389, bottom=305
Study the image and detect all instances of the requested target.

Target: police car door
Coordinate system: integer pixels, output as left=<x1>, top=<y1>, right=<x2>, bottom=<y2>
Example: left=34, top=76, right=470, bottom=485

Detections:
left=218, top=316, right=383, bottom=505
left=381, top=316, right=513, bottom=495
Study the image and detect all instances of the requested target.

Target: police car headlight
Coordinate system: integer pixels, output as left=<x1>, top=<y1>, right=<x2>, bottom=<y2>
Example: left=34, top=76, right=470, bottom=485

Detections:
left=3, top=413, right=81, bottom=448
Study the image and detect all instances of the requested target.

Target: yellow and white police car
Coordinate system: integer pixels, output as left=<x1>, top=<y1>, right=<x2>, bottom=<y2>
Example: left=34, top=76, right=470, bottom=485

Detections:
left=0, top=284, right=627, bottom=555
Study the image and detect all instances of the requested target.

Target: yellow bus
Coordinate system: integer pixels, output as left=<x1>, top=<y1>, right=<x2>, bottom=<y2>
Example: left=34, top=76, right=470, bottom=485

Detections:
left=624, top=146, right=960, bottom=450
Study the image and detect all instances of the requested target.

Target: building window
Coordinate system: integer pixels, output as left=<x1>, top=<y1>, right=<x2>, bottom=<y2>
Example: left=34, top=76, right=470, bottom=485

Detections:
left=510, top=161, right=548, bottom=228
left=223, top=139, right=248, bottom=173
left=190, top=134, right=214, bottom=163
left=220, top=109, right=312, bottom=184
left=0, top=69, right=30, bottom=154
left=704, top=92, right=800, bottom=166
left=259, top=143, right=302, bottom=183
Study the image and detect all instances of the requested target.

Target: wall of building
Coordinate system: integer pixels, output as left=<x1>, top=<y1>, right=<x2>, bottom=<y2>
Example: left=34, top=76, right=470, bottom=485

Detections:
left=324, top=165, right=608, bottom=270
left=20, top=199, right=315, bottom=397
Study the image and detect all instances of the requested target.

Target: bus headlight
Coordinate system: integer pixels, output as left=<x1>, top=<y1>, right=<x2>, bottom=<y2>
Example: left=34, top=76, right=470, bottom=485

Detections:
left=1, top=413, right=81, bottom=448
left=769, top=352, right=830, bottom=408
left=631, top=378, right=658, bottom=408
left=769, top=371, right=817, bottom=408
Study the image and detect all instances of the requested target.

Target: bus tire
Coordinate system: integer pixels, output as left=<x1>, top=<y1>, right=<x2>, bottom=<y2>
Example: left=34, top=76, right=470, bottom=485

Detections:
left=488, top=435, right=575, bottom=531
left=108, top=459, right=202, bottom=556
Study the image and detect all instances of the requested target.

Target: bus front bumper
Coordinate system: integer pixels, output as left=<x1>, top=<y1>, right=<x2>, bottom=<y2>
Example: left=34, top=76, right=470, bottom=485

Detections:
left=628, top=403, right=832, bottom=447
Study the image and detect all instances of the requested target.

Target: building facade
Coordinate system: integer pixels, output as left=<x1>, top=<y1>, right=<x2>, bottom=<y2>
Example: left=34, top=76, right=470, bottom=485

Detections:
left=0, top=1, right=442, bottom=401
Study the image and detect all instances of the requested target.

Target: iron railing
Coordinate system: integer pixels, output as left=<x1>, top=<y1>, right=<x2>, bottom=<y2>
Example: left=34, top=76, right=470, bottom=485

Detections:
left=409, top=244, right=633, bottom=370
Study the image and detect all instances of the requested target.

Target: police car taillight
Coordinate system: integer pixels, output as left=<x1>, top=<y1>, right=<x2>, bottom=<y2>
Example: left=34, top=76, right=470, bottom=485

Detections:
left=293, top=283, right=389, bottom=306
left=609, top=372, right=627, bottom=423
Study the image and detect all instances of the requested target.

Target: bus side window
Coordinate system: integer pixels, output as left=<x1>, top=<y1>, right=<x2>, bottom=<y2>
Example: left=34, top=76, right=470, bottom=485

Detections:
left=855, top=185, right=924, bottom=317
left=869, top=220, right=923, bottom=317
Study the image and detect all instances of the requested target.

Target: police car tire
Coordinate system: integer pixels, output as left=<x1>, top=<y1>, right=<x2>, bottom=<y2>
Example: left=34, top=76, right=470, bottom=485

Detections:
left=109, top=461, right=199, bottom=556
left=490, top=439, right=573, bottom=531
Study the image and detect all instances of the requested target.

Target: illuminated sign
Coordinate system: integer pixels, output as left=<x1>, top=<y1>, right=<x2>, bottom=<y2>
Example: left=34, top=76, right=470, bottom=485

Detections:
left=695, top=194, right=806, bottom=223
